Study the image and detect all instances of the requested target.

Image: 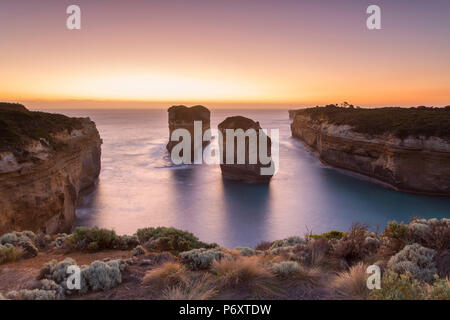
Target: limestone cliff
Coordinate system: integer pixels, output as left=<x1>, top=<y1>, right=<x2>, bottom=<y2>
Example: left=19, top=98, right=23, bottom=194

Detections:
left=291, top=111, right=450, bottom=195
left=0, top=104, right=102, bottom=234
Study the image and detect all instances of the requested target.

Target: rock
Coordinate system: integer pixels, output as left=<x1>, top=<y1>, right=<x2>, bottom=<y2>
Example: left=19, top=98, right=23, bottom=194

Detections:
left=218, top=116, right=274, bottom=183
left=0, top=104, right=102, bottom=234
left=166, top=105, right=210, bottom=162
left=290, top=109, right=450, bottom=195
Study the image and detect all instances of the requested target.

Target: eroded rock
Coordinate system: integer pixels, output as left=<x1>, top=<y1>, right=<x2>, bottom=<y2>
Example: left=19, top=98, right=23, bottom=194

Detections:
left=218, top=116, right=274, bottom=183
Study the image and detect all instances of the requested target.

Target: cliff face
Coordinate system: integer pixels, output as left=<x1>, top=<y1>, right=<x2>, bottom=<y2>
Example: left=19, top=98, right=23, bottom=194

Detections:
left=291, top=114, right=450, bottom=195
left=0, top=109, right=101, bottom=234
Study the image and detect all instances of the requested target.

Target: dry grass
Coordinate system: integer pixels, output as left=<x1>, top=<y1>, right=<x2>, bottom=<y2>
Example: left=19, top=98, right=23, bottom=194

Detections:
left=332, top=262, right=369, bottom=299
left=161, top=274, right=218, bottom=300
left=210, top=256, right=278, bottom=296
left=309, top=239, right=330, bottom=268
left=142, top=261, right=188, bottom=289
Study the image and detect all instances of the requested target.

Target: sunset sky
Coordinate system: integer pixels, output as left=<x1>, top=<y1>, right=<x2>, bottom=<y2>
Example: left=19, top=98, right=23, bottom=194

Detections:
left=1, top=0, right=449, bottom=108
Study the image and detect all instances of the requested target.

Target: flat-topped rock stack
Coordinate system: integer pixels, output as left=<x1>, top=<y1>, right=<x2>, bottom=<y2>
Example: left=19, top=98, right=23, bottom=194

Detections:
left=166, top=105, right=211, bottom=162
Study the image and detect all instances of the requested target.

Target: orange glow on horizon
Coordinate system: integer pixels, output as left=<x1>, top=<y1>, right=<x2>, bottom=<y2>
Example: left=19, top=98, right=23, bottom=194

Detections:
left=1, top=1, right=449, bottom=108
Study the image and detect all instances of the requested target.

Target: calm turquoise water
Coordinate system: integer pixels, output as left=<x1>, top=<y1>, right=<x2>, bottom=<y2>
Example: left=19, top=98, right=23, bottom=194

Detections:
left=50, top=109, right=449, bottom=247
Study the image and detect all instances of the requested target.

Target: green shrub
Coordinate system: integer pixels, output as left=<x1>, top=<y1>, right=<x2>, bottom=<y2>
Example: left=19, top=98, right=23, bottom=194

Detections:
left=370, top=272, right=425, bottom=300
left=369, top=272, right=449, bottom=300
left=383, top=221, right=408, bottom=248
left=427, top=275, right=450, bottom=300
left=0, top=244, right=20, bottom=265
left=113, top=235, right=140, bottom=250
left=180, top=248, right=230, bottom=270
left=387, top=243, right=437, bottom=282
left=309, top=230, right=345, bottom=240
left=66, top=227, right=117, bottom=252
left=136, top=227, right=212, bottom=253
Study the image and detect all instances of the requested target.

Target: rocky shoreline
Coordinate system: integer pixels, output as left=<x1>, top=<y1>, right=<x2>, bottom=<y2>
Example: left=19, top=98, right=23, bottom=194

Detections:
left=290, top=107, right=450, bottom=196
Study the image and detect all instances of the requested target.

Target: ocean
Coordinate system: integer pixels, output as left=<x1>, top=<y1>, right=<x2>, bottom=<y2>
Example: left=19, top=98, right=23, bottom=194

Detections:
left=47, top=108, right=450, bottom=248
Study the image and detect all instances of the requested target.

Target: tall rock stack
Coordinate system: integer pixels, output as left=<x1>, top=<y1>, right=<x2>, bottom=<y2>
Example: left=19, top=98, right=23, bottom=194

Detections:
left=166, top=105, right=211, bottom=162
left=218, top=116, right=274, bottom=183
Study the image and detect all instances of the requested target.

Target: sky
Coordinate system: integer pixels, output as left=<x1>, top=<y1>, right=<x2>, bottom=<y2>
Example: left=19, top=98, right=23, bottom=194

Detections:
left=0, top=0, right=449, bottom=108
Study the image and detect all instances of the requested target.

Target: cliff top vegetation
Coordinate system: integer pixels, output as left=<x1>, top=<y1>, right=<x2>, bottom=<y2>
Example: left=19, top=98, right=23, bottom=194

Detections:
left=294, top=105, right=450, bottom=139
left=0, top=102, right=84, bottom=154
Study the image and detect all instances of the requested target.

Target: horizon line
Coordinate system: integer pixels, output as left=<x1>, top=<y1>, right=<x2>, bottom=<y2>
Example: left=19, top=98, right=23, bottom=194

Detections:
left=3, top=98, right=448, bottom=110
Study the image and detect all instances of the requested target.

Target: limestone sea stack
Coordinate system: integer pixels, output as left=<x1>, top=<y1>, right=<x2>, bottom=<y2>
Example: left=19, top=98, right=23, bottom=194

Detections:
left=290, top=105, right=450, bottom=195
left=218, top=116, right=274, bottom=183
left=166, top=105, right=211, bottom=161
left=0, top=103, right=102, bottom=234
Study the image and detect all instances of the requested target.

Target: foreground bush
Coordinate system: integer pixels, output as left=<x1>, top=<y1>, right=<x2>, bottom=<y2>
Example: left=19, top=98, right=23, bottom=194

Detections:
left=309, top=230, right=345, bottom=240
left=0, top=243, right=20, bottom=265
left=66, top=227, right=118, bottom=252
left=6, top=279, right=65, bottom=300
left=234, top=247, right=259, bottom=256
left=0, top=230, right=37, bottom=245
left=332, top=223, right=377, bottom=266
left=370, top=272, right=450, bottom=300
left=180, top=248, right=230, bottom=270
left=0, top=231, right=38, bottom=258
left=270, top=236, right=305, bottom=250
left=136, top=227, right=213, bottom=253
left=387, top=243, right=437, bottom=282
left=38, top=257, right=126, bottom=295
left=271, top=261, right=302, bottom=277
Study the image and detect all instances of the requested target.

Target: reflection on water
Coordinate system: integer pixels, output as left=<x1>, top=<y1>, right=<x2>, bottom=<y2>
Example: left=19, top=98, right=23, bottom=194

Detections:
left=49, top=109, right=450, bottom=248
left=220, top=179, right=271, bottom=246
